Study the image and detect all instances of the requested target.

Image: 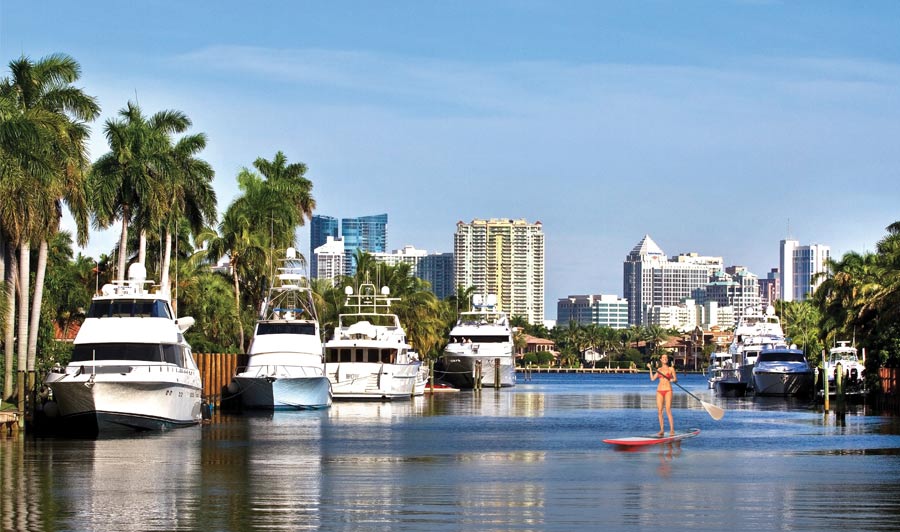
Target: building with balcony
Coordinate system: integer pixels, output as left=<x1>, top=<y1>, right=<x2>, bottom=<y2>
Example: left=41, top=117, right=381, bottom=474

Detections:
left=454, top=218, right=544, bottom=324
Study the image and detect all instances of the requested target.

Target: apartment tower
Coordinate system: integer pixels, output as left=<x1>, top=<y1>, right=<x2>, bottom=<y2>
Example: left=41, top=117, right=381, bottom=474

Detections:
left=454, top=218, right=545, bottom=324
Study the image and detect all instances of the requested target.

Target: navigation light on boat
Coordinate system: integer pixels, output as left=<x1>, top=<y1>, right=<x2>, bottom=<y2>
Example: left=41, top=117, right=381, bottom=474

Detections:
left=381, top=286, right=390, bottom=296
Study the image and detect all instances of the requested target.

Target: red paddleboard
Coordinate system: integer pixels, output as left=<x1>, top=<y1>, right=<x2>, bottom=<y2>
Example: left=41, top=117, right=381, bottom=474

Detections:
left=603, top=428, right=700, bottom=446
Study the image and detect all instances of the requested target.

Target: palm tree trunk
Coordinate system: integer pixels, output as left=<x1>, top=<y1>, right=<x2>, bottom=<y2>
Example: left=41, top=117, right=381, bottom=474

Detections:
left=232, top=266, right=244, bottom=352
left=117, top=216, right=129, bottom=282
left=0, top=235, right=5, bottom=399
left=3, top=242, right=15, bottom=401
left=161, top=231, right=172, bottom=296
left=17, top=241, right=30, bottom=423
left=138, top=230, right=147, bottom=268
left=26, top=241, right=48, bottom=413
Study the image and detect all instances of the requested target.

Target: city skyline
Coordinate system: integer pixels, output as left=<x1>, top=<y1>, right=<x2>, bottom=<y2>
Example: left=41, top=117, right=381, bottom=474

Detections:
left=5, top=2, right=899, bottom=319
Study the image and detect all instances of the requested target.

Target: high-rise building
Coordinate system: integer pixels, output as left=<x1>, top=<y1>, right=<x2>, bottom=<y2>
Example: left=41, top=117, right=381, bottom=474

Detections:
left=557, top=294, right=629, bottom=329
left=417, top=252, right=455, bottom=300
left=698, top=267, right=761, bottom=316
left=454, top=218, right=544, bottom=324
left=314, top=236, right=345, bottom=286
left=780, top=239, right=830, bottom=301
left=759, top=268, right=780, bottom=307
left=342, top=214, right=388, bottom=276
left=623, top=235, right=721, bottom=326
left=310, top=215, right=339, bottom=277
left=371, top=245, right=427, bottom=268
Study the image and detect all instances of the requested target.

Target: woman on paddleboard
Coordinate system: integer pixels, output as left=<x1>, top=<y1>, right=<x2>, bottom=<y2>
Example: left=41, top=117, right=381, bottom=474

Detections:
left=648, top=354, right=677, bottom=436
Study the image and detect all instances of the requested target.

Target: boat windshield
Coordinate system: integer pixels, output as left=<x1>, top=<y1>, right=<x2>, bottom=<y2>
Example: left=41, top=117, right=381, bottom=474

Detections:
left=257, top=322, right=316, bottom=336
left=757, top=352, right=806, bottom=363
left=88, top=299, right=172, bottom=319
left=72, top=343, right=189, bottom=367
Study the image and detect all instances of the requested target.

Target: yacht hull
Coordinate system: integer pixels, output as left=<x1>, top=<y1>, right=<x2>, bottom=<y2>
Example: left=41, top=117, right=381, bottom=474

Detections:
left=752, top=369, right=815, bottom=396
left=45, top=372, right=201, bottom=434
left=326, top=362, right=418, bottom=400
left=714, top=379, right=748, bottom=397
left=233, top=375, right=332, bottom=409
left=438, top=354, right=516, bottom=389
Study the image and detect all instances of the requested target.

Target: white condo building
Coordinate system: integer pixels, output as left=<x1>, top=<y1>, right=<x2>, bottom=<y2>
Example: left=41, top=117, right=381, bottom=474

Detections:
left=780, top=239, right=830, bottom=301
left=623, top=235, right=722, bottom=326
left=371, top=245, right=428, bottom=268
left=314, top=236, right=345, bottom=287
left=645, top=299, right=736, bottom=332
left=454, top=218, right=545, bottom=324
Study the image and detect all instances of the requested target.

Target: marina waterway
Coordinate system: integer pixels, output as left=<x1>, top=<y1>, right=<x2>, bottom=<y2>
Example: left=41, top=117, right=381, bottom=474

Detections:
left=3, top=373, right=900, bottom=531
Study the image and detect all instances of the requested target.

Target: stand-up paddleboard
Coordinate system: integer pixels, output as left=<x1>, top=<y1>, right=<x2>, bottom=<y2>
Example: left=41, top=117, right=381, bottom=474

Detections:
left=603, top=428, right=700, bottom=446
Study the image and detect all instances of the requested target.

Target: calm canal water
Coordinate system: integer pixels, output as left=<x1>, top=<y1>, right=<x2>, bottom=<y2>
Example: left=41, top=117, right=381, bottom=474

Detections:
left=3, top=373, right=900, bottom=532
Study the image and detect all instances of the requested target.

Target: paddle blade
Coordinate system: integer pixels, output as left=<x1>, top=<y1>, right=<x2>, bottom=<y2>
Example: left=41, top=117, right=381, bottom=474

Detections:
left=701, top=401, right=725, bottom=421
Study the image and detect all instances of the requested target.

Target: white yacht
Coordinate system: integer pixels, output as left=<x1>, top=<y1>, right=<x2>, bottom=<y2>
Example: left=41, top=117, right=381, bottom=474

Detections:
left=438, top=294, right=516, bottom=389
left=728, top=306, right=787, bottom=393
left=752, top=346, right=815, bottom=396
left=323, top=282, right=419, bottom=400
left=230, top=248, right=331, bottom=410
left=824, top=341, right=866, bottom=394
left=44, top=263, right=202, bottom=434
left=706, top=351, right=734, bottom=389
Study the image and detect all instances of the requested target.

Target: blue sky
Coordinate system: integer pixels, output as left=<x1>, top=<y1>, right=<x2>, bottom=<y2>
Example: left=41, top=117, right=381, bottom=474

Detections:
left=4, top=1, right=899, bottom=319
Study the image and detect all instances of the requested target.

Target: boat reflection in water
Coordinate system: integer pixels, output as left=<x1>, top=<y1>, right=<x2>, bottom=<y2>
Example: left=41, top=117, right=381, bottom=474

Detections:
left=4, top=374, right=900, bottom=532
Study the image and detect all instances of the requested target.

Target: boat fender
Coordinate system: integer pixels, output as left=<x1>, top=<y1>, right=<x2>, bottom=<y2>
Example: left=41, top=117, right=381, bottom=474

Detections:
left=201, top=402, right=212, bottom=420
left=227, top=380, right=239, bottom=394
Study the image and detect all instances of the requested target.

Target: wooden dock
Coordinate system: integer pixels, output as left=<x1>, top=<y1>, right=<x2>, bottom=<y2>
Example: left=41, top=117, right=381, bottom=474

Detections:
left=193, top=353, right=247, bottom=406
left=0, top=411, right=19, bottom=436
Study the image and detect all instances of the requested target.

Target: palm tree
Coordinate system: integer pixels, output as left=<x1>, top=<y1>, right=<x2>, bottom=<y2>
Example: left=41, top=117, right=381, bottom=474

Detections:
left=160, top=132, right=216, bottom=294
left=196, top=207, right=268, bottom=353
left=253, top=151, right=315, bottom=229
left=447, top=284, right=477, bottom=315
left=643, top=325, right=671, bottom=359
left=0, top=53, right=98, bottom=408
left=778, top=300, right=822, bottom=362
left=813, top=251, right=880, bottom=344
left=89, top=101, right=189, bottom=282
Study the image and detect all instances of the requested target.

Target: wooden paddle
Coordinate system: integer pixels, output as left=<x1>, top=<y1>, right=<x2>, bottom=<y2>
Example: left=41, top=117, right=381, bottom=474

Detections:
left=652, top=366, right=725, bottom=421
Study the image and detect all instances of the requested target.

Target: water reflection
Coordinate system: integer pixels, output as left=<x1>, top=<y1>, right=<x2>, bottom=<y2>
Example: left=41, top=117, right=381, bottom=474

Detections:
left=2, top=428, right=201, bottom=532
left=3, top=374, right=900, bottom=531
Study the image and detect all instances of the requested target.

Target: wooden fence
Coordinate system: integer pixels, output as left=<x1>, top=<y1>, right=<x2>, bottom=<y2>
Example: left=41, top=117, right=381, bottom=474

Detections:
left=880, top=367, right=899, bottom=395
left=193, top=353, right=247, bottom=405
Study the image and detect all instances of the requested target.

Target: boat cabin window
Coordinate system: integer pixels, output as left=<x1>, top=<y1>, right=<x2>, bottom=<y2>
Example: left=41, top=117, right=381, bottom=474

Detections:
left=757, top=352, right=806, bottom=363
left=256, top=322, right=316, bottom=336
left=325, top=347, right=395, bottom=364
left=88, top=299, right=172, bottom=319
left=450, top=335, right=509, bottom=343
left=72, top=343, right=187, bottom=367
